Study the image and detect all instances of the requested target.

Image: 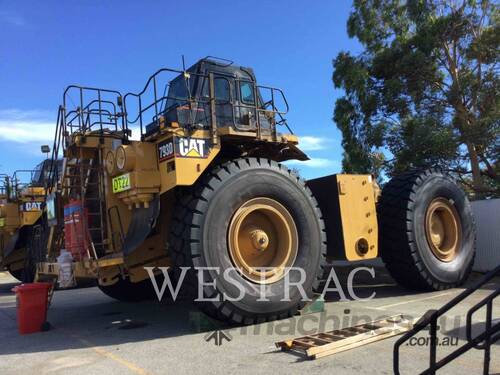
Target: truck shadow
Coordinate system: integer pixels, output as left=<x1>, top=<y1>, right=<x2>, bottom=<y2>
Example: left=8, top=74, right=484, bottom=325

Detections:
left=0, top=263, right=494, bottom=356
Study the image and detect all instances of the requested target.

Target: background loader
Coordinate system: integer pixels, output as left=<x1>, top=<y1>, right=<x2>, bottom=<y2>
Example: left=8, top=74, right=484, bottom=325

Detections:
left=37, top=57, right=475, bottom=323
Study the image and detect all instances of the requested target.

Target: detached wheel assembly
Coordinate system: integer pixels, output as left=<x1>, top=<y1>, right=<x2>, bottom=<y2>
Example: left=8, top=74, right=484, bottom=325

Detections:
left=378, top=169, right=475, bottom=291
left=169, top=158, right=326, bottom=324
left=425, top=198, right=461, bottom=263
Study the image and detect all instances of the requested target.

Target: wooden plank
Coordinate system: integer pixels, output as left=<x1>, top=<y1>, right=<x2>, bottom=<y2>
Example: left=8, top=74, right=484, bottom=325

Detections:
left=310, top=329, right=407, bottom=359
left=317, top=333, right=345, bottom=341
left=276, top=314, right=418, bottom=360
left=303, top=336, right=333, bottom=345
left=305, top=325, right=395, bottom=356
left=292, top=339, right=315, bottom=348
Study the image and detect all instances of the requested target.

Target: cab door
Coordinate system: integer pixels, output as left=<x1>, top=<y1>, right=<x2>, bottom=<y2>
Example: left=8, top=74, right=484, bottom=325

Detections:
left=212, top=75, right=234, bottom=128
left=235, top=80, right=257, bottom=130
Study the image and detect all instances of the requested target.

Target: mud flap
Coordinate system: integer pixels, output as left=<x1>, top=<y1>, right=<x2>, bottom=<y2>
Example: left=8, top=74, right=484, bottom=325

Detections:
left=122, top=196, right=160, bottom=256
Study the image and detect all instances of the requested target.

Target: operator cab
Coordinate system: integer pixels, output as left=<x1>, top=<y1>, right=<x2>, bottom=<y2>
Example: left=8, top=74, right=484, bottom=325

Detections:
left=140, top=58, right=288, bottom=138
left=31, top=159, right=63, bottom=188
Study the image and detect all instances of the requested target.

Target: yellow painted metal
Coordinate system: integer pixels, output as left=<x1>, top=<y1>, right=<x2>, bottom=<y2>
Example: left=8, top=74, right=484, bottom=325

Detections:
left=115, top=145, right=137, bottom=172
left=227, top=197, right=298, bottom=284
left=97, top=256, right=125, bottom=268
left=37, top=259, right=98, bottom=279
left=112, top=141, right=161, bottom=208
left=1, top=203, right=20, bottom=235
left=425, top=198, right=461, bottom=262
left=21, top=211, right=43, bottom=226
left=336, top=175, right=378, bottom=261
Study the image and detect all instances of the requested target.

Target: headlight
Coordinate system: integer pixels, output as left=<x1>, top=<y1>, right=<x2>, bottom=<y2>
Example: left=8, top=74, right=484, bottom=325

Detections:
left=116, top=145, right=136, bottom=172
left=105, top=151, right=116, bottom=175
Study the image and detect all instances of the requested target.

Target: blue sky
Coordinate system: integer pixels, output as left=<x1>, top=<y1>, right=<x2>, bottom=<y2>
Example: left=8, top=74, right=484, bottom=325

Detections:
left=0, top=0, right=361, bottom=180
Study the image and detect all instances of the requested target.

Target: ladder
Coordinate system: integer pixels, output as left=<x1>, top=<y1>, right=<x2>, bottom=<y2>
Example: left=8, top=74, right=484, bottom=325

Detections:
left=276, top=314, right=416, bottom=360
left=61, top=146, right=109, bottom=259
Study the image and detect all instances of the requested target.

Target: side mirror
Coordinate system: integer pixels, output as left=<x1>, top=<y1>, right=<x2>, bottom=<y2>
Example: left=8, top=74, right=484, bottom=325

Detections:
left=117, top=96, right=123, bottom=107
left=41, top=145, right=50, bottom=154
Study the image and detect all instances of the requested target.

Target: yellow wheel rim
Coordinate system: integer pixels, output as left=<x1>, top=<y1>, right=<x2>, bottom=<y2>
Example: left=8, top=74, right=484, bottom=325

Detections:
left=228, top=197, right=298, bottom=284
left=425, top=198, right=461, bottom=262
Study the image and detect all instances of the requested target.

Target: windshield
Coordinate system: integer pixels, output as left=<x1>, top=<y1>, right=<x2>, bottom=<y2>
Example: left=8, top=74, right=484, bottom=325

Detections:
left=164, top=76, right=192, bottom=111
left=31, top=160, right=63, bottom=187
left=31, top=161, right=45, bottom=185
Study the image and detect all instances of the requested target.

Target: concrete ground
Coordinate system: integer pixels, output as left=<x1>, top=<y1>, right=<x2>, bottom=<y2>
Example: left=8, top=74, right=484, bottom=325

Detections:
left=0, top=263, right=498, bottom=375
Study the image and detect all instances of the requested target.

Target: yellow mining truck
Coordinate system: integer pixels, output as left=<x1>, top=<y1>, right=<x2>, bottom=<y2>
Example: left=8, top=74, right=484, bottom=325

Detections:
left=0, top=161, right=57, bottom=282
left=37, top=58, right=475, bottom=323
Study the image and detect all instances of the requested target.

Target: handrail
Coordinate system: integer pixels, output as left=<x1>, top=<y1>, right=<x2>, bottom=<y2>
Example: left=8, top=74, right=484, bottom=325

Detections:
left=45, top=106, right=65, bottom=195
left=123, top=65, right=291, bottom=140
left=62, top=85, right=126, bottom=137
left=123, top=66, right=206, bottom=136
left=394, top=264, right=500, bottom=375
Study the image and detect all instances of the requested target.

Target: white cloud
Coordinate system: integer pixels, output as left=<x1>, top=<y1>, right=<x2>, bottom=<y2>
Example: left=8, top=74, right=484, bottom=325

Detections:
left=285, top=158, right=337, bottom=168
left=0, top=108, right=144, bottom=144
left=0, top=11, right=25, bottom=27
left=297, top=135, right=332, bottom=151
left=0, top=109, right=55, bottom=143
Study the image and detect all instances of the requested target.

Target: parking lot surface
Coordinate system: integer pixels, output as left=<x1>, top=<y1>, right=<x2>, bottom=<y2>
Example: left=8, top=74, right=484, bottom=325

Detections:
left=0, top=263, right=498, bottom=375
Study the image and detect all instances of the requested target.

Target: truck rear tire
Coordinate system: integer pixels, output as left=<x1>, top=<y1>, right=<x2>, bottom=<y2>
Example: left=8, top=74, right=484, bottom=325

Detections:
left=98, top=277, right=161, bottom=302
left=169, top=158, right=326, bottom=324
left=8, top=268, right=24, bottom=282
left=378, top=169, right=475, bottom=291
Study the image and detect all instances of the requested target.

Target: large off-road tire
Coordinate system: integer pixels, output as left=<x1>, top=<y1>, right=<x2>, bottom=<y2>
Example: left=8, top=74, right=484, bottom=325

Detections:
left=169, top=158, right=326, bottom=325
left=8, top=268, right=24, bottom=282
left=378, top=169, right=475, bottom=291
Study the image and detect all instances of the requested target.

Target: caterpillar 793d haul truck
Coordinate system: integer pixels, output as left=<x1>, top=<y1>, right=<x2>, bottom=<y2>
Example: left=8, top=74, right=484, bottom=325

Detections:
left=36, top=57, right=475, bottom=324
left=0, top=160, right=59, bottom=282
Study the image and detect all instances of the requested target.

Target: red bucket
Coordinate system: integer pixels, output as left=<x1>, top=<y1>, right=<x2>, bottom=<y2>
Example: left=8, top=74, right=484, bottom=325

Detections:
left=12, top=283, right=52, bottom=334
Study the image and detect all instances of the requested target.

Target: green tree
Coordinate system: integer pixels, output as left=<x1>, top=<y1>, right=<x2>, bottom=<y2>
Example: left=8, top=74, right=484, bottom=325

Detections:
left=333, top=0, right=499, bottom=197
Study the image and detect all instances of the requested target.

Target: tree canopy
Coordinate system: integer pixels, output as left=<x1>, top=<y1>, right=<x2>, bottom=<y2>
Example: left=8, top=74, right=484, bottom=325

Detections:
left=333, top=0, right=499, bottom=197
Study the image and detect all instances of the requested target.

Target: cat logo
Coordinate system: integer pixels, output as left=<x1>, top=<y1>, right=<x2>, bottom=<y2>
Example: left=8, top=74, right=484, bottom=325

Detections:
left=177, top=137, right=208, bottom=158
left=157, top=137, right=210, bottom=162
left=21, top=201, right=42, bottom=212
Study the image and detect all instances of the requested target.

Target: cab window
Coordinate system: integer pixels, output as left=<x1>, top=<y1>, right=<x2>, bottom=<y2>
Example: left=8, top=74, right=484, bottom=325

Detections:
left=214, top=78, right=230, bottom=102
left=239, top=81, right=255, bottom=104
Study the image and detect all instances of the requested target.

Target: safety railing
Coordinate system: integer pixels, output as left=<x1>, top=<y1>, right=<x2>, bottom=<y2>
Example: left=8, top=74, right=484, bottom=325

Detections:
left=45, top=85, right=127, bottom=194
left=123, top=66, right=210, bottom=138
left=10, top=169, right=38, bottom=200
left=394, top=264, right=500, bottom=375
left=45, top=106, right=65, bottom=194
left=123, top=63, right=291, bottom=141
left=62, top=85, right=126, bottom=137
left=0, top=174, right=10, bottom=200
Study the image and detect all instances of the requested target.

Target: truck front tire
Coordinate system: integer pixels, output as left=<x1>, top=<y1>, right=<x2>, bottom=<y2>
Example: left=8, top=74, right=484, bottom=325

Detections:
left=169, top=158, right=326, bottom=324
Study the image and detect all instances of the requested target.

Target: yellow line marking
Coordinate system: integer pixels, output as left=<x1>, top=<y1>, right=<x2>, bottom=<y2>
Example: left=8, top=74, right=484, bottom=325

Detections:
left=372, top=291, right=458, bottom=310
left=71, top=334, right=153, bottom=375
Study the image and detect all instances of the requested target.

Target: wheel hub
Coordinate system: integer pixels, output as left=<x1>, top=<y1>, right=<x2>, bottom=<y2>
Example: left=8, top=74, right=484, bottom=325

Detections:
left=228, top=197, right=298, bottom=284
left=250, top=229, right=269, bottom=251
left=425, top=198, right=462, bottom=262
